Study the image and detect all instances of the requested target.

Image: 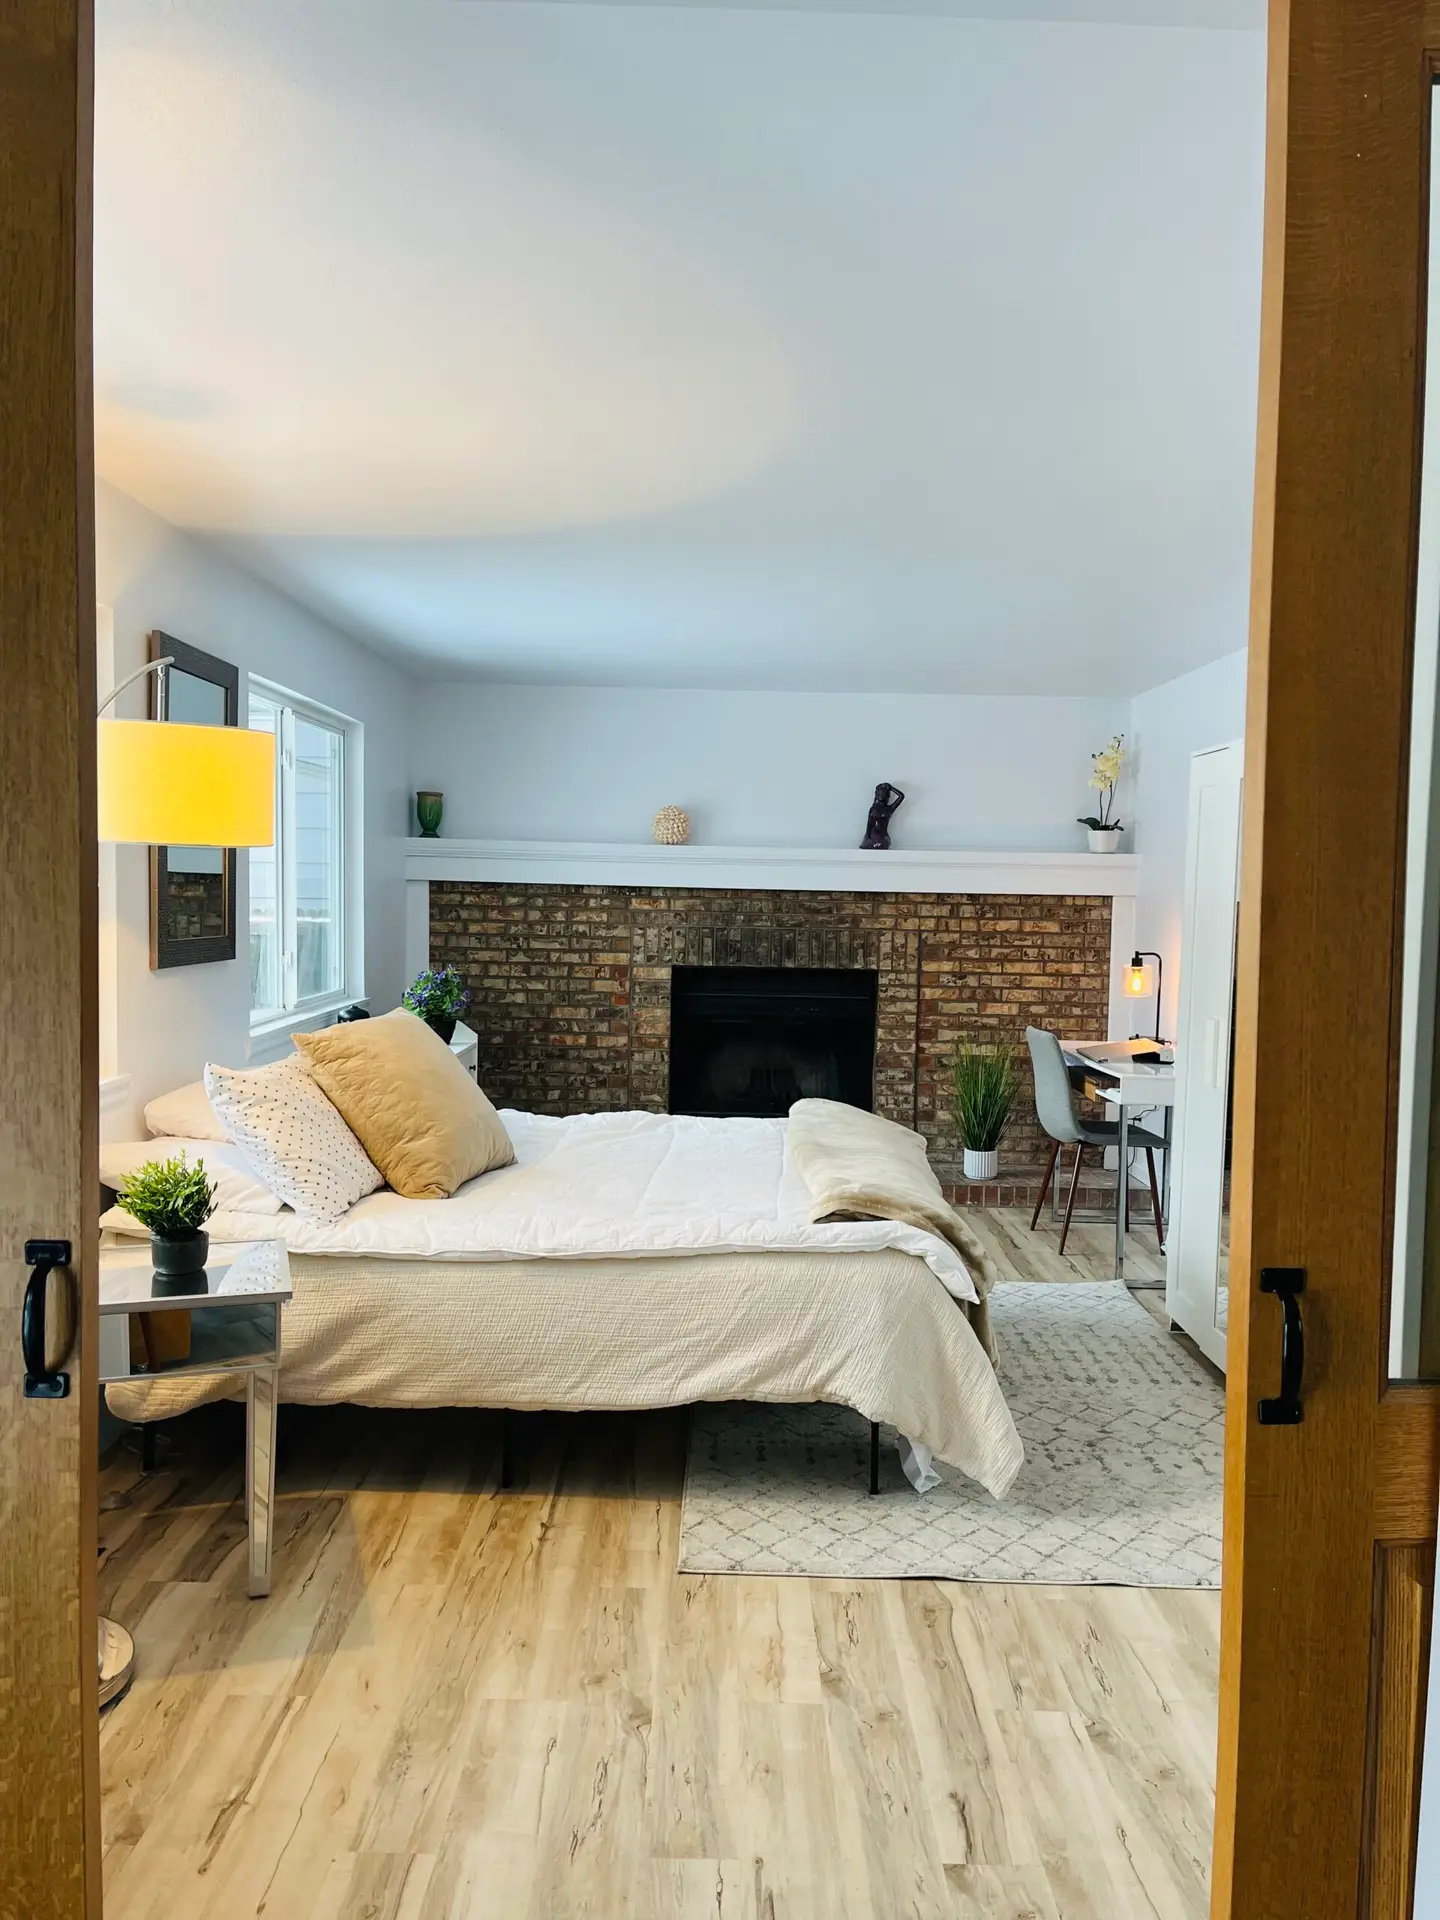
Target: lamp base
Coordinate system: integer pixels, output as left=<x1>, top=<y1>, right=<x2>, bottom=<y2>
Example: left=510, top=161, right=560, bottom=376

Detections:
left=99, top=1615, right=134, bottom=1709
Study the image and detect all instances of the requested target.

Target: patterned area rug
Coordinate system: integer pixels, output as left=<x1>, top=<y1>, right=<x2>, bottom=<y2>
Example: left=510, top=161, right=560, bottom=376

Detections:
left=678, top=1282, right=1224, bottom=1586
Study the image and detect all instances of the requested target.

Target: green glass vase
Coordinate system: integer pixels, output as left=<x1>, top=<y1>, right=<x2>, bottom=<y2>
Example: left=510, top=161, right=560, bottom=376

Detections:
left=416, top=790, right=444, bottom=839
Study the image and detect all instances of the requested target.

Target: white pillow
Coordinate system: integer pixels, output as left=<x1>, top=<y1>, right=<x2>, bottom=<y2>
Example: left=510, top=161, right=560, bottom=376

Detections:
left=145, top=1080, right=227, bottom=1141
left=99, top=1138, right=283, bottom=1216
left=204, top=1058, right=382, bottom=1219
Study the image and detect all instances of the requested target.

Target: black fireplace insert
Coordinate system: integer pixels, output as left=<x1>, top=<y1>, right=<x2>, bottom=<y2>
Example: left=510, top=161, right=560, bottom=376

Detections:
left=667, top=965, right=878, bottom=1118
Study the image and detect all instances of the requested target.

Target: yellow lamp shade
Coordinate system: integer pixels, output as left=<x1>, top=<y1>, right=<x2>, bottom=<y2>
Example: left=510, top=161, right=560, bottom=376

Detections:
left=97, top=720, right=275, bottom=846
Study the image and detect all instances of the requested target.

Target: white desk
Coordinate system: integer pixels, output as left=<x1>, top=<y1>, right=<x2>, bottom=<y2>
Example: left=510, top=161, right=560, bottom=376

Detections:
left=1063, top=1041, right=1178, bottom=1282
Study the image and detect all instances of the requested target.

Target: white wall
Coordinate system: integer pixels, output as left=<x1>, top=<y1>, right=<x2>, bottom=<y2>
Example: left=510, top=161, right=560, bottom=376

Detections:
left=1129, top=649, right=1249, bottom=1037
left=94, top=482, right=1239, bottom=1138
left=96, top=480, right=414, bottom=1137
left=409, top=685, right=1131, bottom=851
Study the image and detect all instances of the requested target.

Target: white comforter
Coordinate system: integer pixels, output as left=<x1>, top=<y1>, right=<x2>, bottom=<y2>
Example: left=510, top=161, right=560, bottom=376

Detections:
left=142, top=1109, right=980, bottom=1302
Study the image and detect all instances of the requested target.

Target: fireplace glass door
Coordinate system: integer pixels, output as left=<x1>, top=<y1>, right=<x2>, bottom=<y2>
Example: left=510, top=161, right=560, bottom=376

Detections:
left=668, top=966, right=878, bottom=1118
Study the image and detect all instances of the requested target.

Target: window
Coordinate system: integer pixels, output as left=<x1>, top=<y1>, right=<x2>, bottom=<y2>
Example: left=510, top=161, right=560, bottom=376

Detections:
left=249, top=683, right=358, bottom=1026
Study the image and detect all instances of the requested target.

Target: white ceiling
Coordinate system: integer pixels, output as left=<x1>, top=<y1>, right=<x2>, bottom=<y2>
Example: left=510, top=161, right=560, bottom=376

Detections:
left=94, top=0, right=1266, bottom=692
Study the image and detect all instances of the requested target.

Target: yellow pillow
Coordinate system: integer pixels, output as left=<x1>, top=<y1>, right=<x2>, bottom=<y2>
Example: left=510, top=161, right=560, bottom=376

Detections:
left=294, top=1010, right=514, bottom=1200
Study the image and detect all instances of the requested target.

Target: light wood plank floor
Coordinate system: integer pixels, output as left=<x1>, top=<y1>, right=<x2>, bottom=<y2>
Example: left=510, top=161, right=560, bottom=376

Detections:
left=99, top=1210, right=1217, bottom=1920
left=964, top=1201, right=1169, bottom=1289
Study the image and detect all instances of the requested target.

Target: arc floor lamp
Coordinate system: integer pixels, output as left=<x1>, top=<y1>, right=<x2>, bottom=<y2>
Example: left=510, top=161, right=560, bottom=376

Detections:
left=97, top=655, right=274, bottom=846
left=93, top=653, right=275, bottom=1704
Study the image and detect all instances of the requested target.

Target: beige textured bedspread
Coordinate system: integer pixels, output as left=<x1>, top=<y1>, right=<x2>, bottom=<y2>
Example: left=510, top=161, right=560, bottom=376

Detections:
left=788, top=1098, right=998, bottom=1359
left=106, top=1247, right=1024, bottom=1498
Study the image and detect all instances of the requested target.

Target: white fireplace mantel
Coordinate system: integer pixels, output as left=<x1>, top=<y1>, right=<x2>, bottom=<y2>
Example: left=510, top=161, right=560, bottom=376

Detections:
left=404, top=836, right=1137, bottom=897
left=402, top=838, right=1140, bottom=1038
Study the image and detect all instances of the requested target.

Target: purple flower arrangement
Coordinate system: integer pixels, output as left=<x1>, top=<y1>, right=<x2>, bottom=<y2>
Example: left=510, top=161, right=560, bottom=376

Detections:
left=403, top=966, right=471, bottom=1024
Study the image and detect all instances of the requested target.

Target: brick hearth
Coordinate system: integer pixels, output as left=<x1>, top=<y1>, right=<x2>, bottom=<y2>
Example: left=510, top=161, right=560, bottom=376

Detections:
left=430, top=882, right=1115, bottom=1204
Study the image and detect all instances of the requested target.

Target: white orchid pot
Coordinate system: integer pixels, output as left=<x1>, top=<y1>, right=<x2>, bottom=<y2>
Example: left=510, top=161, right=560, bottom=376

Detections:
left=1087, top=827, right=1123, bottom=853
left=962, top=1147, right=1000, bottom=1181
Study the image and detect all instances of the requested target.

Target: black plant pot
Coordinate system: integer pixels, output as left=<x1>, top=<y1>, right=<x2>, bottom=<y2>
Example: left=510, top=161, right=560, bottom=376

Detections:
left=425, top=1014, right=458, bottom=1045
left=150, top=1230, right=209, bottom=1277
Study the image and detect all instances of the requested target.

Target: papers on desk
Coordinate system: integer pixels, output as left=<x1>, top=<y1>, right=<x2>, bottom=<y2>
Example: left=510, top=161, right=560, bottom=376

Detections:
left=1071, top=1039, right=1174, bottom=1067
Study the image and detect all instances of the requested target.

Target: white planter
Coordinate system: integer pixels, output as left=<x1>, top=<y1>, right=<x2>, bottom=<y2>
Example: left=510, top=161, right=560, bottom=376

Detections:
left=1087, top=828, right=1123, bottom=853
left=962, top=1147, right=1000, bottom=1181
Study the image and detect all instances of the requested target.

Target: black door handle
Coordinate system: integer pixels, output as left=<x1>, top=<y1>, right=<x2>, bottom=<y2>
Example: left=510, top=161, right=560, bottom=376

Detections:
left=1257, top=1266, right=1305, bottom=1425
left=21, top=1238, right=72, bottom=1400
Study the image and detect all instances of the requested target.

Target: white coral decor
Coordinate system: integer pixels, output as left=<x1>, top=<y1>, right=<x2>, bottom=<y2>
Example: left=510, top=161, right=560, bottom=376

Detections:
left=652, top=805, right=691, bottom=845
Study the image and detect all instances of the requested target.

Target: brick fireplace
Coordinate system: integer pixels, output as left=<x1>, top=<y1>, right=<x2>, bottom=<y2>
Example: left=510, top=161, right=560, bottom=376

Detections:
left=428, top=880, right=1115, bottom=1203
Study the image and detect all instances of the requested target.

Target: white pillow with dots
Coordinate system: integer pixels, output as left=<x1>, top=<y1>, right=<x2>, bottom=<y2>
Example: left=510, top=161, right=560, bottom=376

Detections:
left=204, top=1056, right=382, bottom=1219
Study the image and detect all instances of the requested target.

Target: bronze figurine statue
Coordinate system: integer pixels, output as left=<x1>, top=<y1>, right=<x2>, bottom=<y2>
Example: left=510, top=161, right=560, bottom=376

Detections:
left=860, top=782, right=905, bottom=850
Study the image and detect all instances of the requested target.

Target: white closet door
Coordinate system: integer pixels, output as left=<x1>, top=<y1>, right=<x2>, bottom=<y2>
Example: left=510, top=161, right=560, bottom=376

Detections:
left=1166, top=740, right=1244, bottom=1370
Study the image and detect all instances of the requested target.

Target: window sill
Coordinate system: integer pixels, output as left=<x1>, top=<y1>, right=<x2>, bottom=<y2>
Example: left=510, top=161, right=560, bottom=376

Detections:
left=248, top=995, right=365, bottom=1062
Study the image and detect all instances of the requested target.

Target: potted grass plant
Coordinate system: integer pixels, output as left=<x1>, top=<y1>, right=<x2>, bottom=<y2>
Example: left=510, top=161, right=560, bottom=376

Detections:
left=951, top=1042, right=1016, bottom=1181
left=402, top=965, right=471, bottom=1045
left=117, top=1152, right=217, bottom=1276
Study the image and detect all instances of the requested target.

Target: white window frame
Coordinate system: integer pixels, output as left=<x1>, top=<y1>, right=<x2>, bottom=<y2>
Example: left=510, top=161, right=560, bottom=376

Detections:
left=247, top=677, right=365, bottom=1049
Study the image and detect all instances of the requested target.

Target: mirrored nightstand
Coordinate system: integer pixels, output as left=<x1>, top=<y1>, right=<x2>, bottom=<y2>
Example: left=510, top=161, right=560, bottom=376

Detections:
left=98, top=1238, right=292, bottom=1704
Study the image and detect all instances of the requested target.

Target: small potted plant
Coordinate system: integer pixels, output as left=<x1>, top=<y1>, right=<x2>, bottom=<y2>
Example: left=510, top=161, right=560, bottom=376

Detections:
left=117, top=1153, right=217, bottom=1276
left=1078, top=733, right=1125, bottom=851
left=402, top=965, right=471, bottom=1045
left=951, top=1042, right=1016, bottom=1181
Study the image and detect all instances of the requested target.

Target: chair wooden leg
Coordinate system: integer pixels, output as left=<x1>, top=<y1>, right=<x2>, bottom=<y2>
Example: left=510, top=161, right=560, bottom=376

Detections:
left=1058, top=1143, right=1085, bottom=1256
left=1030, top=1141, right=1060, bottom=1230
left=1146, top=1147, right=1165, bottom=1250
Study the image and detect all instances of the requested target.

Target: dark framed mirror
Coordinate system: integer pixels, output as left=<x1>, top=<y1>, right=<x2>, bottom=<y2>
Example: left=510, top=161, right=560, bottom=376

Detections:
left=148, top=629, right=239, bottom=969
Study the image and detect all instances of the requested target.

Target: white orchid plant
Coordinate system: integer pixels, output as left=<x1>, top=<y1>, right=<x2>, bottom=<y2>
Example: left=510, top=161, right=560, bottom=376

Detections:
left=1078, top=734, right=1125, bottom=833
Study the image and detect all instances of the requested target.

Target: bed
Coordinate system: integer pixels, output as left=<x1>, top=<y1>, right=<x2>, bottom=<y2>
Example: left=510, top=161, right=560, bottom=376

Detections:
left=103, top=1099, right=1024, bottom=1498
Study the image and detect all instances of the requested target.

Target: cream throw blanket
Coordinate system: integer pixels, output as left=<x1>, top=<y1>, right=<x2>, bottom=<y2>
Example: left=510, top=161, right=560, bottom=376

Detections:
left=787, top=1098, right=998, bottom=1362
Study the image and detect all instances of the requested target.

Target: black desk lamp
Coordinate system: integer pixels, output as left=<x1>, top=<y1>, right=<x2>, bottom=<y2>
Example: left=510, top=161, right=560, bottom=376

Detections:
left=1123, top=950, right=1165, bottom=1043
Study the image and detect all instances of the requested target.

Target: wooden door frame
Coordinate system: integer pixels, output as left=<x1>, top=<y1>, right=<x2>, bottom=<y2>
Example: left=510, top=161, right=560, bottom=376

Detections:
left=8, top=0, right=1440, bottom=1913
left=0, top=0, right=102, bottom=1914
left=1214, top=0, right=1440, bottom=1911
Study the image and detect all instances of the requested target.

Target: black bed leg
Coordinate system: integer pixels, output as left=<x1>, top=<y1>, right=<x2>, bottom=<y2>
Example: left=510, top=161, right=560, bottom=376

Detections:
left=499, top=1408, right=513, bottom=1490
left=869, top=1421, right=880, bottom=1496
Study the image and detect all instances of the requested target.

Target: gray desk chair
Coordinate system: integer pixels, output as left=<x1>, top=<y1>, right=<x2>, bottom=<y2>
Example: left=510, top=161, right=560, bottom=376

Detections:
left=1025, top=1026, right=1166, bottom=1256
